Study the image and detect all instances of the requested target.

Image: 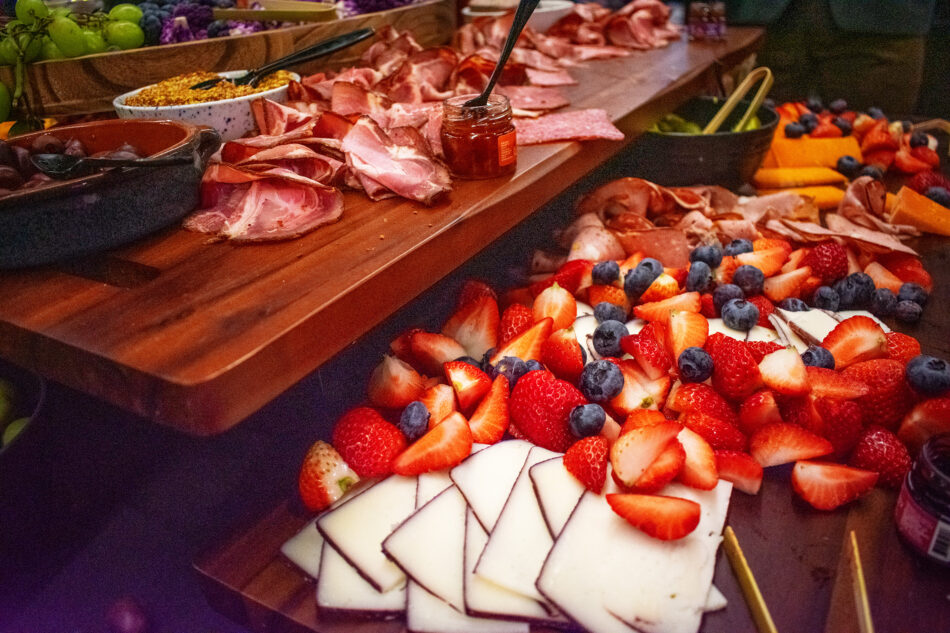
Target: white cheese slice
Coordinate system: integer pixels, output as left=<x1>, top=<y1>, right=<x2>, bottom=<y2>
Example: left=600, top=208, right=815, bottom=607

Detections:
left=407, top=580, right=528, bottom=633
left=576, top=301, right=594, bottom=317
left=624, top=317, right=647, bottom=335
left=451, top=439, right=534, bottom=532
left=776, top=308, right=839, bottom=346
left=280, top=519, right=323, bottom=580
left=528, top=456, right=586, bottom=538
left=706, top=317, right=746, bottom=340
left=705, top=584, right=728, bottom=612
left=769, top=314, right=808, bottom=352
left=316, top=474, right=417, bottom=593
left=573, top=313, right=601, bottom=362
left=744, top=325, right=779, bottom=343
left=316, top=540, right=406, bottom=615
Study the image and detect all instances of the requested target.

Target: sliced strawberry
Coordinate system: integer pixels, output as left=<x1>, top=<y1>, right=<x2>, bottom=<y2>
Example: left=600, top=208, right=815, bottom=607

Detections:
left=531, top=259, right=593, bottom=296
left=633, top=292, right=701, bottom=323
left=606, top=493, right=701, bottom=540
left=700, top=292, right=717, bottom=318
left=746, top=340, right=785, bottom=363
left=863, top=261, right=904, bottom=293
left=745, top=295, right=775, bottom=329
left=893, top=147, right=933, bottom=174
left=714, top=256, right=738, bottom=284
left=714, top=450, right=763, bottom=495
left=442, top=294, right=500, bottom=359
left=533, top=282, right=577, bottom=331
left=798, top=275, right=823, bottom=303
left=814, top=397, right=864, bottom=458
left=762, top=266, right=812, bottom=302
left=885, top=331, right=922, bottom=365
left=541, top=327, right=586, bottom=383
left=443, top=360, right=492, bottom=414
left=629, top=440, right=686, bottom=492
left=332, top=407, right=407, bottom=477
left=758, top=347, right=810, bottom=396
left=781, top=248, right=810, bottom=274
left=491, top=316, right=553, bottom=364
left=845, top=246, right=863, bottom=276
left=736, top=247, right=788, bottom=277
left=368, top=355, right=426, bottom=409
left=738, top=389, right=783, bottom=436
left=621, top=322, right=673, bottom=380
left=792, top=461, right=878, bottom=510
left=910, top=144, right=940, bottom=167
left=680, top=411, right=747, bottom=451
left=588, top=284, right=630, bottom=316
left=809, top=121, right=843, bottom=138
left=865, top=149, right=896, bottom=171
left=667, top=382, right=738, bottom=425
left=753, top=238, right=792, bottom=254
left=609, top=359, right=668, bottom=415
left=805, top=366, right=869, bottom=399
left=898, top=398, right=950, bottom=456
left=467, top=374, right=509, bottom=443
left=299, top=440, right=360, bottom=512
left=664, top=266, right=689, bottom=286
left=618, top=252, right=645, bottom=280
left=497, top=303, right=534, bottom=346
left=861, top=119, right=899, bottom=154
left=409, top=331, right=468, bottom=376
left=708, top=335, right=762, bottom=401
left=668, top=311, right=708, bottom=362
left=609, top=420, right=683, bottom=487
left=392, top=411, right=473, bottom=476
left=563, top=435, right=609, bottom=493
left=390, top=327, right=423, bottom=365
left=821, top=315, right=888, bottom=369
left=777, top=395, right=823, bottom=433
left=640, top=273, right=680, bottom=303
left=620, top=409, right=671, bottom=435
left=419, top=383, right=457, bottom=427
left=457, top=280, right=497, bottom=310
left=676, top=427, right=718, bottom=490
left=749, top=423, right=833, bottom=467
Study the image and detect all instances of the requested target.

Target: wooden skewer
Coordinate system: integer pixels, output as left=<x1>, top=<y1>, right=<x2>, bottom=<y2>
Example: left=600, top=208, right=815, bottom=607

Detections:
left=849, top=530, right=875, bottom=633
left=723, top=525, right=779, bottom=633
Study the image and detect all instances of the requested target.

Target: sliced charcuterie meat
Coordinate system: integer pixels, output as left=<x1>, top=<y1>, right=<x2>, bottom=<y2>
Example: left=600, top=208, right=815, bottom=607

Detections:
left=525, top=68, right=577, bottom=86
left=513, top=109, right=623, bottom=145
left=498, top=85, right=569, bottom=111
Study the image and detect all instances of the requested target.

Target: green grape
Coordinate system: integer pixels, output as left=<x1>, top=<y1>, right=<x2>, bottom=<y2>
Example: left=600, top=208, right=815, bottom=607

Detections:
left=2, top=417, right=29, bottom=447
left=40, top=37, right=65, bottom=60
left=0, top=38, right=18, bottom=66
left=0, top=82, right=11, bottom=122
left=14, top=0, right=50, bottom=26
left=18, top=32, right=42, bottom=63
left=108, top=3, right=143, bottom=24
left=50, top=7, right=72, bottom=18
left=104, top=20, right=144, bottom=50
left=49, top=16, right=87, bottom=57
left=82, top=30, right=107, bottom=54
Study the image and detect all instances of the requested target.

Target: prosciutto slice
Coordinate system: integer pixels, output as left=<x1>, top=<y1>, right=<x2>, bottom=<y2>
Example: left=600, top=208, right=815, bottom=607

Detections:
left=341, top=116, right=451, bottom=205
left=514, top=109, right=623, bottom=145
left=330, top=81, right=393, bottom=118
left=378, top=47, right=459, bottom=103
left=251, top=99, right=314, bottom=136
left=236, top=144, right=345, bottom=185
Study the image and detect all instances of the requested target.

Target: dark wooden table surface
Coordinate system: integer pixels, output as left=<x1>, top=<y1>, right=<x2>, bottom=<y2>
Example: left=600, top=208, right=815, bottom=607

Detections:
left=0, top=28, right=762, bottom=436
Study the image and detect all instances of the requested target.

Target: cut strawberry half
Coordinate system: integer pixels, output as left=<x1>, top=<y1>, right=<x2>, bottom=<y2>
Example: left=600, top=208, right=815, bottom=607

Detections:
left=368, top=355, right=426, bottom=409
left=540, top=327, right=586, bottom=383
left=749, top=423, right=833, bottom=467
left=676, top=427, right=718, bottom=490
left=419, top=383, right=457, bottom=427
left=640, top=273, right=680, bottom=303
left=781, top=248, right=810, bottom=274
left=885, top=331, right=922, bottom=365
left=298, top=440, right=360, bottom=512
left=620, top=409, right=671, bottom=435
left=457, top=280, right=497, bottom=310
left=714, top=256, right=738, bottom=284
left=714, top=450, right=763, bottom=495
left=667, top=382, right=738, bottom=426
left=758, top=348, right=810, bottom=396
left=738, top=389, right=783, bottom=436
left=680, top=411, right=747, bottom=451
left=497, top=303, right=534, bottom=346
left=443, top=360, right=492, bottom=414
left=392, top=411, right=474, bottom=476
left=745, top=295, right=775, bottom=329
left=620, top=322, right=672, bottom=380
left=633, top=292, right=701, bottom=323
left=409, top=331, right=468, bottom=376
left=608, top=358, right=667, bottom=415
left=491, top=317, right=553, bottom=364
left=893, top=147, right=933, bottom=174
left=588, top=284, right=630, bottom=315
left=762, top=266, right=812, bottom=302
left=531, top=259, right=593, bottom=296
left=746, top=340, right=785, bottom=363
left=606, top=493, right=701, bottom=540
left=442, top=294, right=500, bottom=359
left=897, top=398, right=950, bottom=456
left=821, top=315, right=888, bottom=369
left=390, top=327, right=423, bottom=365
left=629, top=440, right=686, bottom=492
left=790, top=461, right=878, bottom=511
left=533, top=282, right=577, bottom=331
left=467, top=374, right=509, bottom=444
left=664, top=266, right=689, bottom=286
left=863, top=261, right=904, bottom=294
left=609, top=420, right=683, bottom=487
left=753, top=238, right=792, bottom=255
left=736, top=247, right=788, bottom=277
left=668, top=311, right=708, bottom=362
left=805, top=366, right=870, bottom=399
left=563, top=436, right=609, bottom=494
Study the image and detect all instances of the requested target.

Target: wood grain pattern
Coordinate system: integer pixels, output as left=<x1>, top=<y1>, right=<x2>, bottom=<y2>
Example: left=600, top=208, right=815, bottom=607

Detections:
left=0, top=0, right=455, bottom=116
left=0, top=29, right=763, bottom=435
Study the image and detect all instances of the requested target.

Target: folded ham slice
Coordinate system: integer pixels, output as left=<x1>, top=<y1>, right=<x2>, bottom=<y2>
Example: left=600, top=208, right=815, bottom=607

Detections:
left=514, top=109, right=623, bottom=145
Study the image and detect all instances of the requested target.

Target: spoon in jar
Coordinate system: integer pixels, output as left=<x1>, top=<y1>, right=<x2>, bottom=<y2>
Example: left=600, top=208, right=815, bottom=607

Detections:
left=30, top=153, right=194, bottom=180
left=463, top=0, right=541, bottom=109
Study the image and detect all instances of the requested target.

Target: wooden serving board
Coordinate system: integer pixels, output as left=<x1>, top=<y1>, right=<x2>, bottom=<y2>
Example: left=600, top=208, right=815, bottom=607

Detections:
left=0, top=0, right=454, bottom=116
left=0, top=28, right=763, bottom=435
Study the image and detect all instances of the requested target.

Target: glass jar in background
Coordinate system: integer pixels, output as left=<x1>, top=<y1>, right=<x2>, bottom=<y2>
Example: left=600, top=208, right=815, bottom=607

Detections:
left=894, top=433, right=950, bottom=566
left=441, top=93, right=517, bottom=180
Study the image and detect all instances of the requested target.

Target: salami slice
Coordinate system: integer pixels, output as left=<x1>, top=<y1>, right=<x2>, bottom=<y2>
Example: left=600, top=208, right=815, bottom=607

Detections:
left=525, top=68, right=577, bottom=86
left=514, top=109, right=624, bottom=145
left=499, top=86, right=569, bottom=111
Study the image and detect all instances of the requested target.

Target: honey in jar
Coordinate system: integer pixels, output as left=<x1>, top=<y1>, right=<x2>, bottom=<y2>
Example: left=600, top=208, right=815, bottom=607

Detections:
left=441, top=94, right=517, bottom=179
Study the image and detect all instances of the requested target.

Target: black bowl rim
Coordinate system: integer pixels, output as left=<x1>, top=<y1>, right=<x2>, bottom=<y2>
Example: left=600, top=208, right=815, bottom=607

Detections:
left=649, top=96, right=779, bottom=137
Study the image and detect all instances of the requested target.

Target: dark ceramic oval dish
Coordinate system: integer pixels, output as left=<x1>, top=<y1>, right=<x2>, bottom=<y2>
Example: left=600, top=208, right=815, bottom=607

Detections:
left=0, top=119, right=221, bottom=269
left=631, top=96, right=779, bottom=191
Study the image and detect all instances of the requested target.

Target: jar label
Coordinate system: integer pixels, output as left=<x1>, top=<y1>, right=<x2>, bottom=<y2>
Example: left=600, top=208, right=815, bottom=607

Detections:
left=895, top=483, right=950, bottom=562
left=498, top=131, right=516, bottom=167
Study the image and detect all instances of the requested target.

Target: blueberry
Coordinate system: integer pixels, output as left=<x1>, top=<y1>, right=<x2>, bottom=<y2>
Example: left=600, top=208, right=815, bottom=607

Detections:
left=713, top=283, right=744, bottom=313
left=593, top=320, right=628, bottom=357
left=909, top=131, right=929, bottom=148
left=812, top=285, right=840, bottom=311
left=525, top=359, right=544, bottom=372
left=733, top=265, right=764, bottom=296
left=455, top=355, right=483, bottom=369
left=836, top=155, right=862, bottom=179
left=569, top=403, right=607, bottom=437
left=623, top=258, right=663, bottom=300
left=594, top=301, right=627, bottom=324
left=799, top=112, right=819, bottom=132
left=805, top=97, right=824, bottom=113
left=869, top=287, right=897, bottom=317
left=778, top=298, right=809, bottom=312
left=494, top=356, right=528, bottom=387
left=723, top=239, right=754, bottom=256
left=832, top=117, right=852, bottom=136
left=678, top=346, right=714, bottom=382
left=801, top=346, right=835, bottom=369
left=905, top=355, right=950, bottom=396
left=592, top=260, right=620, bottom=286
left=829, top=98, right=847, bottom=114
left=898, top=282, right=929, bottom=307
left=686, top=260, right=714, bottom=293
left=859, top=165, right=884, bottom=180
left=784, top=122, right=806, bottom=138
left=895, top=300, right=923, bottom=323
left=925, top=186, right=950, bottom=207
left=399, top=401, right=430, bottom=441
left=834, top=272, right=874, bottom=308
left=721, top=298, right=760, bottom=331
left=867, top=106, right=885, bottom=120
left=580, top=359, right=624, bottom=402
left=690, top=244, right=723, bottom=269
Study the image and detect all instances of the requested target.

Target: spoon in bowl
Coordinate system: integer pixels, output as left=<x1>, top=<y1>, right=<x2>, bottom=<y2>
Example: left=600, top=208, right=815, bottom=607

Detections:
left=30, top=153, right=195, bottom=180
left=463, top=0, right=541, bottom=109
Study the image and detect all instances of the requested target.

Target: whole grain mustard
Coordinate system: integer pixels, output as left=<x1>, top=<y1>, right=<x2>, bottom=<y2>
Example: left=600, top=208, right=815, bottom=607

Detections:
left=125, top=70, right=295, bottom=107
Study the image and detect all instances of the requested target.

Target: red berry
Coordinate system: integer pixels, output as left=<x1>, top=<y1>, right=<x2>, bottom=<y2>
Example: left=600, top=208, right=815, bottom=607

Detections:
left=814, top=397, right=864, bottom=458
left=849, top=426, right=912, bottom=489
left=498, top=303, right=534, bottom=346
left=745, top=295, right=775, bottom=328
left=509, top=370, right=588, bottom=452
left=842, top=359, right=915, bottom=429
left=802, top=241, right=848, bottom=284
left=332, top=407, right=407, bottom=478
left=563, top=436, right=609, bottom=493
left=707, top=335, right=762, bottom=401
left=885, top=331, right=922, bottom=365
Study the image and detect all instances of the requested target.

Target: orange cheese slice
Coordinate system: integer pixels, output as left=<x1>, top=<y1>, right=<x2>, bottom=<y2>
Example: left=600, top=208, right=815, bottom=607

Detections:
left=888, top=186, right=950, bottom=236
left=752, top=167, right=848, bottom=189
left=769, top=136, right=863, bottom=168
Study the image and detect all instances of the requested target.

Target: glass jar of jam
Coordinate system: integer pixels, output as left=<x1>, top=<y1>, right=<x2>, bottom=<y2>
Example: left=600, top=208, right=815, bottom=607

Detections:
left=441, top=94, right=517, bottom=180
left=894, top=433, right=950, bottom=566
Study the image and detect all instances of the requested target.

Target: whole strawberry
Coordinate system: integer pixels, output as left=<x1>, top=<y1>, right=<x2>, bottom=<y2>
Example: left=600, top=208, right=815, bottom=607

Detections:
left=849, top=426, right=912, bottom=488
left=541, top=327, right=586, bottom=383
left=563, top=436, right=609, bottom=493
left=745, top=295, right=775, bottom=328
left=814, top=397, right=864, bottom=458
left=885, top=331, right=921, bottom=365
left=299, top=440, right=360, bottom=512
left=331, top=407, right=407, bottom=478
left=510, top=370, right=588, bottom=452
left=842, top=359, right=915, bottom=429
left=707, top=334, right=761, bottom=401
left=667, top=382, right=738, bottom=425
left=498, top=303, right=534, bottom=346
left=803, top=241, right=848, bottom=284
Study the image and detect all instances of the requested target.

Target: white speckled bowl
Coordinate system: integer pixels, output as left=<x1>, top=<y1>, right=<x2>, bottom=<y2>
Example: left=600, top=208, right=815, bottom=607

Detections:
left=462, top=0, right=574, bottom=32
left=113, top=70, right=299, bottom=142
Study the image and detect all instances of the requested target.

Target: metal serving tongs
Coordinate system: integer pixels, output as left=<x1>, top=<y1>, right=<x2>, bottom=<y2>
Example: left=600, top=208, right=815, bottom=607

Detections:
left=702, top=66, right=774, bottom=134
left=190, top=27, right=375, bottom=90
